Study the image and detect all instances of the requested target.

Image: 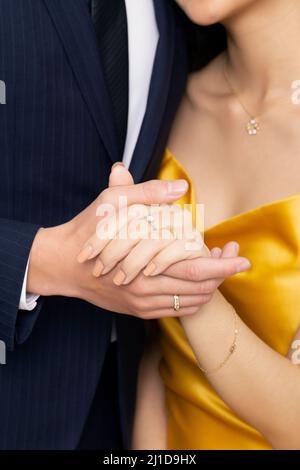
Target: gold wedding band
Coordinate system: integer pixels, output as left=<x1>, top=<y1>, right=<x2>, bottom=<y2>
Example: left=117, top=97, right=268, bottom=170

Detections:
left=173, top=294, right=180, bottom=312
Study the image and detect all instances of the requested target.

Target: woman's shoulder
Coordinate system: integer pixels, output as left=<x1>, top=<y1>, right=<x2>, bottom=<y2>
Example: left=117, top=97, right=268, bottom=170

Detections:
left=185, top=53, right=228, bottom=115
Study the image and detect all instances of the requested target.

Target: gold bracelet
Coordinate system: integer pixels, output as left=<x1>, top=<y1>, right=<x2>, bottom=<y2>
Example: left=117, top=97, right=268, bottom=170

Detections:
left=199, top=311, right=239, bottom=375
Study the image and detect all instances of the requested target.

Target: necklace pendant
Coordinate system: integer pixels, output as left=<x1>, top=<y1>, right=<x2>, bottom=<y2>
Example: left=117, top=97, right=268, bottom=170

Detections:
left=246, top=118, right=260, bottom=136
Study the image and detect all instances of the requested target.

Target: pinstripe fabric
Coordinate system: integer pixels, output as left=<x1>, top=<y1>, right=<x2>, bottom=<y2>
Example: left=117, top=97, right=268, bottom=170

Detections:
left=0, top=0, right=187, bottom=449
left=91, top=0, right=129, bottom=154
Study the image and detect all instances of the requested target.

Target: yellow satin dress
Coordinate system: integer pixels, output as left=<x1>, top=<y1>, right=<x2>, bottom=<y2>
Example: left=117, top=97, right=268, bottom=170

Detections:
left=158, top=150, right=300, bottom=450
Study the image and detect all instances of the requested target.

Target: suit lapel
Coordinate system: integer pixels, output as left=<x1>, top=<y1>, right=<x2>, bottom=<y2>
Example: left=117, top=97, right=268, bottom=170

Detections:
left=128, top=0, right=176, bottom=182
left=42, top=0, right=120, bottom=164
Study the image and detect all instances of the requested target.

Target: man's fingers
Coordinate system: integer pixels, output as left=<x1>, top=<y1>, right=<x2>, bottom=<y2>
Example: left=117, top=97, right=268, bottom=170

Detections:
left=163, top=256, right=251, bottom=282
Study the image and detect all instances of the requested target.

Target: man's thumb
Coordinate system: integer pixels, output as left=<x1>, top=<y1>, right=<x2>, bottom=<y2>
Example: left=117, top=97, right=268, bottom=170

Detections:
left=109, top=162, right=134, bottom=187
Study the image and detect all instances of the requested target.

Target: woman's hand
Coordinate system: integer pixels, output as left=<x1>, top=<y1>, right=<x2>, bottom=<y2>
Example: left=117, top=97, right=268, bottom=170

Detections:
left=78, top=163, right=209, bottom=285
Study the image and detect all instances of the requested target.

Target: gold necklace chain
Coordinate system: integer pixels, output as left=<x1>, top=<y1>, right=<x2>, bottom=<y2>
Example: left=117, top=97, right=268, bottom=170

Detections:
left=223, top=56, right=261, bottom=136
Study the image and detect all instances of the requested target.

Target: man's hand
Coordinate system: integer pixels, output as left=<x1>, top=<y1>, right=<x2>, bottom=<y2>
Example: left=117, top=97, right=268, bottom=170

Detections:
left=26, top=164, right=250, bottom=319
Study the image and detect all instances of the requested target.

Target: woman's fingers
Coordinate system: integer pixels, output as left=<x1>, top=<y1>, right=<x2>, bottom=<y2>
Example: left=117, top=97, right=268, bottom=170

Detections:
left=93, top=216, right=178, bottom=278
left=93, top=228, right=172, bottom=278
left=141, top=237, right=206, bottom=279
left=77, top=210, right=123, bottom=264
left=94, top=231, right=172, bottom=279
left=77, top=204, right=149, bottom=263
left=78, top=201, right=195, bottom=265
left=79, top=205, right=196, bottom=273
left=92, top=238, right=140, bottom=277
left=112, top=230, right=175, bottom=285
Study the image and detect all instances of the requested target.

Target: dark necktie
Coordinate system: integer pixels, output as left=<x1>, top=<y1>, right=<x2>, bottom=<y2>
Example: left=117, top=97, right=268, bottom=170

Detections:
left=90, top=0, right=129, bottom=155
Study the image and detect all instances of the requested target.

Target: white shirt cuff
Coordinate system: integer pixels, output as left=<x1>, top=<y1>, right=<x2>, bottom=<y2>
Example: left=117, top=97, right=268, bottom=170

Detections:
left=19, top=260, right=40, bottom=311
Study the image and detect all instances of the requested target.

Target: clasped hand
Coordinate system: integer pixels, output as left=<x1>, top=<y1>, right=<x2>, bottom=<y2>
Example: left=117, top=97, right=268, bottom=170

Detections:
left=73, top=163, right=250, bottom=319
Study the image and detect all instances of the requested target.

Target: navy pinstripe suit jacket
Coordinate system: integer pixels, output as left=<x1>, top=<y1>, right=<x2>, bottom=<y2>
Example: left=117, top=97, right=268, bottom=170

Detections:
left=0, top=0, right=187, bottom=449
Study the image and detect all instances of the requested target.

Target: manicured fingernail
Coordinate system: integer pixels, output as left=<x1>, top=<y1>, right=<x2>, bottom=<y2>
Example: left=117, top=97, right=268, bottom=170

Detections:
left=93, top=260, right=104, bottom=277
left=143, top=262, right=156, bottom=276
left=77, top=244, right=94, bottom=263
left=167, top=180, right=189, bottom=199
left=113, top=269, right=126, bottom=286
left=236, top=259, right=251, bottom=273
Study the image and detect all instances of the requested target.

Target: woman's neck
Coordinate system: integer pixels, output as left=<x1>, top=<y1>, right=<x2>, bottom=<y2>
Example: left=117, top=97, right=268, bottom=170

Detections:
left=224, top=0, right=300, bottom=108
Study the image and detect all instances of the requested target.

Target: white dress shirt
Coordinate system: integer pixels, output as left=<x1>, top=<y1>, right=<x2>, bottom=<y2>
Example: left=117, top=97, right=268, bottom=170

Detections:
left=19, top=0, right=159, bottom=311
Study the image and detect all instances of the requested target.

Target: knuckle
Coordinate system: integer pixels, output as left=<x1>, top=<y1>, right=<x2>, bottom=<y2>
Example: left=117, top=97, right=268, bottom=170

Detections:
left=131, top=276, right=148, bottom=295
left=129, top=295, right=149, bottom=313
left=139, top=298, right=150, bottom=311
left=99, top=187, right=113, bottom=204
left=142, top=180, right=164, bottom=202
left=201, top=280, right=216, bottom=294
left=130, top=297, right=142, bottom=315
left=141, top=181, right=156, bottom=201
left=100, top=187, right=128, bottom=206
left=126, top=281, right=136, bottom=295
left=137, top=310, right=149, bottom=320
left=128, top=277, right=143, bottom=297
left=197, top=283, right=206, bottom=295
left=127, top=278, right=143, bottom=296
left=186, top=261, right=201, bottom=281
